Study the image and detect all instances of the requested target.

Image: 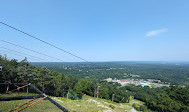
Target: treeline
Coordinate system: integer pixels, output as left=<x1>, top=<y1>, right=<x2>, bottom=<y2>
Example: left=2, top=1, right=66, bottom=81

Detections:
left=32, top=62, right=125, bottom=79
left=0, top=55, right=129, bottom=103
left=2, top=55, right=189, bottom=111
left=125, top=85, right=189, bottom=112
left=32, top=62, right=189, bottom=86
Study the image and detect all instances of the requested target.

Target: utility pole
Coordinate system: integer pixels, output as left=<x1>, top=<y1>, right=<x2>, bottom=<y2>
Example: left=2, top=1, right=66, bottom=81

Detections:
left=93, top=83, right=97, bottom=97
left=94, top=86, right=96, bottom=97
left=67, top=90, right=69, bottom=99
left=112, top=94, right=115, bottom=102
left=97, top=86, right=100, bottom=98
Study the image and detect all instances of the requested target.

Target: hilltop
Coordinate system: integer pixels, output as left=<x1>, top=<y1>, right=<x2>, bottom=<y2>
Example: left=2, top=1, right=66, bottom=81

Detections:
left=0, top=93, right=144, bottom=112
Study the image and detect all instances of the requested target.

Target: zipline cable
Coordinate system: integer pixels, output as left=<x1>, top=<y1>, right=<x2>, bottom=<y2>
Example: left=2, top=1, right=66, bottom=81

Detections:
left=0, top=49, right=48, bottom=62
left=0, top=39, right=65, bottom=62
left=0, top=47, right=49, bottom=62
left=0, top=22, right=89, bottom=62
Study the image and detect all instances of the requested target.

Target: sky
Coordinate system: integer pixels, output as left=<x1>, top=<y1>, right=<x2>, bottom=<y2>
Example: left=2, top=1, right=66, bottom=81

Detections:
left=0, top=0, right=189, bottom=62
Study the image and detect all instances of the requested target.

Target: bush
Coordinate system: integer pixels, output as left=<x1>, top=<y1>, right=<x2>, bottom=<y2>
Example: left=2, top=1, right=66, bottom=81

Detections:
left=109, top=105, right=115, bottom=109
left=139, top=105, right=147, bottom=111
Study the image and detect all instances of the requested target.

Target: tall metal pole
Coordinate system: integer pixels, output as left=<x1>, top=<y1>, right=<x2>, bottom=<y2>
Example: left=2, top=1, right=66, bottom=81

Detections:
left=97, top=86, right=100, bottom=98
left=112, top=94, right=115, bottom=102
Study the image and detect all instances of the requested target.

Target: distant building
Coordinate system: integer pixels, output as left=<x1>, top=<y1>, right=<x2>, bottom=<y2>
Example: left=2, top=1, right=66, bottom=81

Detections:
left=106, top=78, right=112, bottom=82
left=105, top=77, right=169, bottom=88
left=139, top=82, right=151, bottom=87
left=120, top=79, right=128, bottom=82
left=120, top=82, right=130, bottom=86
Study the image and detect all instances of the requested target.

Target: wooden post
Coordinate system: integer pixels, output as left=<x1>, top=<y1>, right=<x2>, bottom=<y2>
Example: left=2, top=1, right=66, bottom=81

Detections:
left=67, top=90, right=69, bottom=99
left=112, top=94, right=115, bottom=102
left=62, top=89, right=64, bottom=98
left=6, top=84, right=9, bottom=93
left=27, top=86, right=28, bottom=93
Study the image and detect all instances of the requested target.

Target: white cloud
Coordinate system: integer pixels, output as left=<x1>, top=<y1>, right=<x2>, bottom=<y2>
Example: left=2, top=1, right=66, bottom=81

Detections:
left=145, top=28, right=168, bottom=37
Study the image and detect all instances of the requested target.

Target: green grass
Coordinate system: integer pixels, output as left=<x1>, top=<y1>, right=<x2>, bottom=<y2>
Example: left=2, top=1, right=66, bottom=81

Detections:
left=0, top=99, right=62, bottom=112
left=0, top=93, right=144, bottom=112
left=0, top=92, right=37, bottom=97
left=0, top=93, right=61, bottom=112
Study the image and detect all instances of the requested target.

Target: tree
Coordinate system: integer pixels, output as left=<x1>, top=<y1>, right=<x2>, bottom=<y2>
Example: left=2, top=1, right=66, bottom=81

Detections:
left=74, top=79, right=94, bottom=96
left=34, top=67, right=52, bottom=93
left=17, top=58, right=34, bottom=83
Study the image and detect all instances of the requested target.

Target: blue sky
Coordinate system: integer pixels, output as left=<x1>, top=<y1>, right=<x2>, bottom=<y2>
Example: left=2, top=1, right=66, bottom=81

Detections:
left=0, top=0, right=189, bottom=62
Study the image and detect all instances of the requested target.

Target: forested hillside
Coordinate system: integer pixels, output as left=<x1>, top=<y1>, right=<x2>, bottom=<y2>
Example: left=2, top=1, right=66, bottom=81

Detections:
left=125, top=85, right=189, bottom=112
left=32, top=62, right=189, bottom=86
left=0, top=55, right=130, bottom=103
left=1, top=55, right=189, bottom=112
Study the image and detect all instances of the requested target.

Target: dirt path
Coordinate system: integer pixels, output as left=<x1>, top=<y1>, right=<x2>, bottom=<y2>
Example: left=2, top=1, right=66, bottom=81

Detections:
left=87, top=99, right=113, bottom=112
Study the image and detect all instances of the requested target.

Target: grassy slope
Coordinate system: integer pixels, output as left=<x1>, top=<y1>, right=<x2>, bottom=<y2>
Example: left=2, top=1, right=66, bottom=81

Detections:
left=0, top=93, right=144, bottom=112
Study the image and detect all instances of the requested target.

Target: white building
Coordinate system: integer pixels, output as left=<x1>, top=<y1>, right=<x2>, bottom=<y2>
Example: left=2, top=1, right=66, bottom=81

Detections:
left=106, top=78, right=112, bottom=82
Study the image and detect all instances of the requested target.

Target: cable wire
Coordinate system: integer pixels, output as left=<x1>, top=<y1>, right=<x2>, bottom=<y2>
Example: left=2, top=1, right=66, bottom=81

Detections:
left=0, top=39, right=65, bottom=62
left=0, top=49, right=49, bottom=62
left=0, top=22, right=89, bottom=62
left=0, top=47, right=49, bottom=62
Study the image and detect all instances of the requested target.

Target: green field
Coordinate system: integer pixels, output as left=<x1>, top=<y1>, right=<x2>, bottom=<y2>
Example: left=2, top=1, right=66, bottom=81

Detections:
left=0, top=93, right=144, bottom=112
